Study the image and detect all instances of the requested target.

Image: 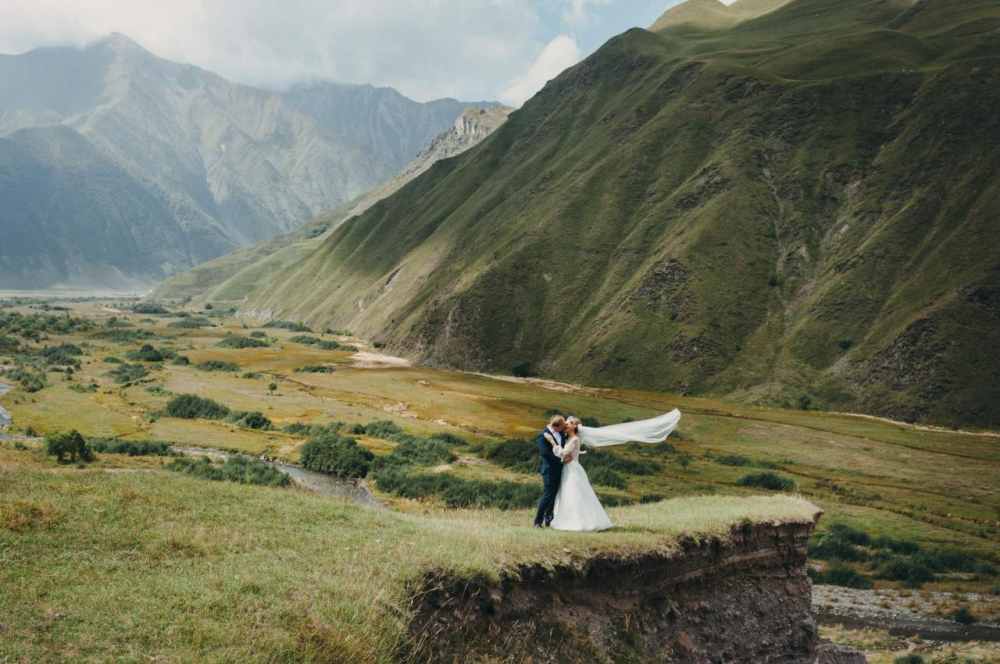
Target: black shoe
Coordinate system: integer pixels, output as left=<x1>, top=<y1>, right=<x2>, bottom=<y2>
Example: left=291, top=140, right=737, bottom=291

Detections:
left=544, top=520, right=552, bottom=528
left=533, top=523, right=543, bottom=529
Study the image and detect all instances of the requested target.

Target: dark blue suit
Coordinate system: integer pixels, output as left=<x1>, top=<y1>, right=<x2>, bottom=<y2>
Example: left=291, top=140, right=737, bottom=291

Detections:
left=534, top=427, right=563, bottom=526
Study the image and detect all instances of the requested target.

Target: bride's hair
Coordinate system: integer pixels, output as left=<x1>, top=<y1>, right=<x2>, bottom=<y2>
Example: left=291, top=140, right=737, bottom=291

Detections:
left=565, top=416, right=581, bottom=434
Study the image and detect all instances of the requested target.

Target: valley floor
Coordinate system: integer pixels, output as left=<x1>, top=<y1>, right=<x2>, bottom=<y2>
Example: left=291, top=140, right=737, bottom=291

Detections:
left=2, top=297, right=999, bottom=660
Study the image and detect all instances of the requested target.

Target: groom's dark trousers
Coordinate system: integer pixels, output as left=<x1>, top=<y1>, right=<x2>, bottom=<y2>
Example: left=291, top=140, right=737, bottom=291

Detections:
left=534, top=428, right=562, bottom=526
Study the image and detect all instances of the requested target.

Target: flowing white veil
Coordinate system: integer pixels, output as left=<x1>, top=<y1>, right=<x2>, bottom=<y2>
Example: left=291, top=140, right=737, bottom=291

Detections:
left=577, top=409, right=681, bottom=447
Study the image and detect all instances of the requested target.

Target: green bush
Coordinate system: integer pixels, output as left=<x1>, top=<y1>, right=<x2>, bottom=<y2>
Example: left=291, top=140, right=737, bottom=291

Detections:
left=167, top=456, right=290, bottom=487
left=283, top=421, right=346, bottom=438
left=44, top=430, right=92, bottom=463
left=584, top=448, right=659, bottom=476
left=587, top=466, right=628, bottom=490
left=893, top=655, right=924, bottom=664
left=293, top=365, right=335, bottom=373
left=167, top=317, right=214, bottom=329
left=106, top=362, right=150, bottom=384
left=512, top=361, right=537, bottom=378
left=737, top=472, right=796, bottom=491
left=300, top=433, right=374, bottom=478
left=876, top=557, right=936, bottom=587
left=165, top=394, right=231, bottom=420
left=131, top=303, right=170, bottom=315
left=715, top=454, right=753, bottom=467
left=374, top=465, right=538, bottom=509
left=250, top=331, right=267, bottom=338
left=241, top=371, right=263, bottom=379
left=482, top=437, right=538, bottom=474
left=264, top=320, right=312, bottom=332
left=94, top=329, right=157, bottom=343
left=195, top=360, right=239, bottom=372
left=951, top=607, right=976, bottom=625
left=227, top=411, right=273, bottom=430
left=125, top=343, right=178, bottom=362
left=808, top=560, right=872, bottom=589
left=215, top=336, right=268, bottom=349
left=362, top=419, right=406, bottom=440
left=387, top=435, right=455, bottom=466
left=171, top=355, right=190, bottom=366
left=87, top=439, right=175, bottom=456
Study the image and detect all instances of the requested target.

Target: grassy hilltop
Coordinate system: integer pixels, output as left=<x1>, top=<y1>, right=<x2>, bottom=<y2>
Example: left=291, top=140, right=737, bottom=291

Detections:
left=208, top=0, right=1000, bottom=429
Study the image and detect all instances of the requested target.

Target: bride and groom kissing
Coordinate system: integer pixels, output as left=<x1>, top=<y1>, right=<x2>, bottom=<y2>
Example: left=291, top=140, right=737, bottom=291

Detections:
left=532, top=409, right=684, bottom=532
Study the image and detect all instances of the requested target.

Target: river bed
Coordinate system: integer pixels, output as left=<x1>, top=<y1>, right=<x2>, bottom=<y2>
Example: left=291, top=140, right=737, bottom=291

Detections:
left=170, top=445, right=382, bottom=507
left=0, top=382, right=12, bottom=428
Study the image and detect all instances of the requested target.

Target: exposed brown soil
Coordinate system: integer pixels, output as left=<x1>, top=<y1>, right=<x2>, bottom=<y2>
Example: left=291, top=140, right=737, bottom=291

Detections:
left=407, top=518, right=865, bottom=663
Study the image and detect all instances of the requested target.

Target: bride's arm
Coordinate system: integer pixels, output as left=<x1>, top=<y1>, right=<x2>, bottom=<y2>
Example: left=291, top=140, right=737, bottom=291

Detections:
left=543, top=432, right=563, bottom=457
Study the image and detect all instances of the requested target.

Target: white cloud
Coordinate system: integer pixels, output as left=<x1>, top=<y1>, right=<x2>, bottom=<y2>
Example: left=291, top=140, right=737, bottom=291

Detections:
left=0, top=0, right=545, bottom=102
left=499, top=34, right=580, bottom=106
left=562, top=0, right=614, bottom=30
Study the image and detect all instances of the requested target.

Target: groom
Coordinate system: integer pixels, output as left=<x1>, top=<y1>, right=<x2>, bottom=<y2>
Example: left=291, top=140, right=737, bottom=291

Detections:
left=534, top=414, right=569, bottom=528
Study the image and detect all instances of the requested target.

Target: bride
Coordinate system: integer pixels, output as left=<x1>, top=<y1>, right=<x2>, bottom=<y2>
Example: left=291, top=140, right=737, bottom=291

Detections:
left=549, top=410, right=681, bottom=532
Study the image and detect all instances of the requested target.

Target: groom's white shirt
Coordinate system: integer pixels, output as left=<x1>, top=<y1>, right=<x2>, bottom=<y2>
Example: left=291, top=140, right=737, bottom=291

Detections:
left=545, top=426, right=564, bottom=457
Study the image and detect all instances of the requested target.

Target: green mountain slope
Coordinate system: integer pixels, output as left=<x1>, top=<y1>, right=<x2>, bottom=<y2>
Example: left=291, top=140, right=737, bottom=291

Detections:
left=232, top=0, right=1000, bottom=428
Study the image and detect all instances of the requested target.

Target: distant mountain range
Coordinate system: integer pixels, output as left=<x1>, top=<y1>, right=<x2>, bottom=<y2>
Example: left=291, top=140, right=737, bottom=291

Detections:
left=151, top=105, right=513, bottom=305
left=0, top=34, right=483, bottom=289
left=200, top=0, right=1000, bottom=429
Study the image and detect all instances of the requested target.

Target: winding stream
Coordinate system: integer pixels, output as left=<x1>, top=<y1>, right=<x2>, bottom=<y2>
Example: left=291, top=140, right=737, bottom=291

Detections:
left=0, top=382, right=12, bottom=428
left=170, top=445, right=382, bottom=507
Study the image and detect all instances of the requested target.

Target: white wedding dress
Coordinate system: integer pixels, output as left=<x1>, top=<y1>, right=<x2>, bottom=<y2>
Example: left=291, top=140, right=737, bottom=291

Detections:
left=549, top=435, right=613, bottom=532
left=549, top=410, right=682, bottom=533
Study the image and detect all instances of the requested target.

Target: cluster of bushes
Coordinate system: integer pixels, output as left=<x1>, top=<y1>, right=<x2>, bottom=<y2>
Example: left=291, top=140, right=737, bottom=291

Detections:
left=166, top=394, right=231, bottom=420
left=0, top=311, right=94, bottom=342
left=283, top=421, right=345, bottom=437
left=87, top=439, right=175, bottom=456
left=294, top=365, right=335, bottom=373
left=215, top=336, right=268, bottom=349
left=808, top=523, right=996, bottom=589
left=300, top=432, right=374, bottom=478
left=195, top=360, right=239, bottom=372
left=808, top=560, right=872, bottom=589
left=736, top=471, right=796, bottom=492
left=131, top=303, right=170, bottom=315
left=375, top=464, right=539, bottom=509
left=105, top=316, right=132, bottom=328
left=249, top=331, right=268, bottom=339
left=94, top=329, right=158, bottom=344
left=106, top=362, right=150, bottom=384
left=167, top=456, right=290, bottom=487
left=1, top=366, right=47, bottom=393
left=264, top=320, right=312, bottom=332
left=241, top=371, right=263, bottom=379
left=172, top=355, right=190, bottom=365
left=714, top=454, right=780, bottom=470
left=125, top=344, right=178, bottom=363
left=288, top=335, right=342, bottom=351
left=163, top=394, right=271, bottom=430
left=167, top=317, right=214, bottom=329
left=68, top=381, right=99, bottom=393
left=40, top=343, right=83, bottom=369
left=44, top=430, right=92, bottom=463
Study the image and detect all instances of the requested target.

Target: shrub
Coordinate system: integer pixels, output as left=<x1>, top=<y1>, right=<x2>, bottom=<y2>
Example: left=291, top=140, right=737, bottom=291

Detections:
left=283, top=421, right=345, bottom=438
left=167, top=317, right=214, bottom=329
left=951, top=607, right=976, bottom=625
left=482, top=438, right=538, bottom=474
left=387, top=435, right=455, bottom=466
left=893, top=655, right=924, bottom=664
left=677, top=453, right=692, bottom=471
left=195, top=360, right=239, bottom=372
left=809, top=560, right=873, bottom=589
left=512, top=361, right=537, bottom=378
left=250, top=331, right=267, bottom=338
left=580, top=416, right=600, bottom=427
left=584, top=448, right=659, bottom=476
left=838, top=339, right=853, bottom=350
left=737, top=472, right=796, bottom=491
left=215, top=336, right=268, bottom=349
left=68, top=381, right=98, bottom=393
left=294, top=365, right=335, bottom=373
left=373, top=465, right=538, bottom=509
left=587, top=466, right=628, bottom=490
left=241, top=372, right=263, bottom=379
left=171, top=355, right=190, bottom=365
left=796, top=395, right=812, bottom=411
left=876, top=557, right=936, bottom=587
left=809, top=530, right=869, bottom=562
left=542, top=408, right=563, bottom=418
left=715, top=454, right=752, bottom=467
left=167, top=456, right=290, bottom=487
left=87, top=439, right=175, bottom=456
left=299, top=433, right=374, bottom=478
left=264, top=320, right=312, bottom=332
left=132, top=303, right=170, bottom=315
left=94, top=329, right=158, bottom=343
left=227, top=411, right=273, bottom=430
left=362, top=419, right=406, bottom=440
left=427, top=432, right=468, bottom=447
left=44, top=430, right=91, bottom=463
left=165, top=394, right=230, bottom=420
left=106, top=362, right=150, bottom=384
left=125, top=343, right=177, bottom=362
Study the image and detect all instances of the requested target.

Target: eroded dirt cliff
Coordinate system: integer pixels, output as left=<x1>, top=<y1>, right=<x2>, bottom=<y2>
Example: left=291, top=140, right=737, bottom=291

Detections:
left=408, top=517, right=864, bottom=663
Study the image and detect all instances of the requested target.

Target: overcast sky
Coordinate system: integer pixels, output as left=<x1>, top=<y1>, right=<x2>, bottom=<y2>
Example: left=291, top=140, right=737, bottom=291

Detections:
left=0, top=0, right=689, bottom=105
